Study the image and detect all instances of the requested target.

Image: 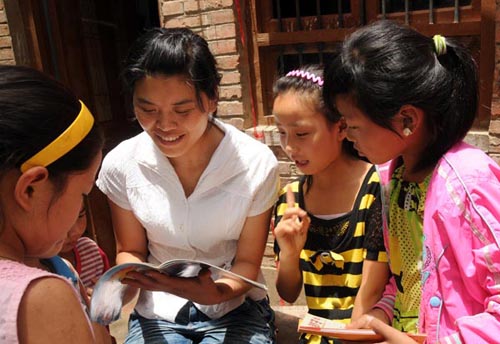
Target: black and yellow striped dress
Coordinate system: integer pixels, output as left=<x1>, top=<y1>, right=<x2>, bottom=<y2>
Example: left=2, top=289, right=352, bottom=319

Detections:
left=273, top=166, right=387, bottom=344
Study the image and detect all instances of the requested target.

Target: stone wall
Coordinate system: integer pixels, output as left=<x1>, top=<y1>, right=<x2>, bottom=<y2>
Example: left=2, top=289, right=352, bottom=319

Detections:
left=160, top=0, right=246, bottom=130
left=0, top=0, right=14, bottom=65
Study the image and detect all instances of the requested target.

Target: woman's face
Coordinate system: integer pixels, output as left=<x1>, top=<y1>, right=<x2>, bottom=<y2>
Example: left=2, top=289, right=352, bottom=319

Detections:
left=335, top=94, right=405, bottom=164
left=273, top=91, right=345, bottom=176
left=133, top=75, right=217, bottom=160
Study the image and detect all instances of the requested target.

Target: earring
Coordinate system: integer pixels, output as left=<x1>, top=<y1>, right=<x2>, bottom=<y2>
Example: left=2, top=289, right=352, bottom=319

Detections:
left=403, top=127, right=412, bottom=137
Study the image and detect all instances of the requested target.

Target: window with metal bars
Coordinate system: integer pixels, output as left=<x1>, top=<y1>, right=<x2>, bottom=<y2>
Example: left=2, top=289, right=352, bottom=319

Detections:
left=249, top=0, right=494, bottom=128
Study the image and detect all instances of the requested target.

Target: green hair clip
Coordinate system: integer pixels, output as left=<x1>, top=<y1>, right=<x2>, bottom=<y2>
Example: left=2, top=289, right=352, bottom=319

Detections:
left=433, top=35, right=447, bottom=56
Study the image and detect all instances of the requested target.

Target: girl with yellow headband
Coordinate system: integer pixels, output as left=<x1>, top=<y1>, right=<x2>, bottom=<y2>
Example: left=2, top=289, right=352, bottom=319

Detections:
left=325, top=20, right=500, bottom=343
left=0, top=65, right=112, bottom=343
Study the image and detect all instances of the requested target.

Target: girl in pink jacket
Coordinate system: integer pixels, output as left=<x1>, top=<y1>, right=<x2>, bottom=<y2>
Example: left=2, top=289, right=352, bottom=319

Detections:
left=323, top=19, right=500, bottom=343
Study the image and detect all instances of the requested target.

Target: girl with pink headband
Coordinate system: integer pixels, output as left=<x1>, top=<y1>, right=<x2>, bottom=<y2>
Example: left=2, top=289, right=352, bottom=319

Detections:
left=272, top=64, right=389, bottom=344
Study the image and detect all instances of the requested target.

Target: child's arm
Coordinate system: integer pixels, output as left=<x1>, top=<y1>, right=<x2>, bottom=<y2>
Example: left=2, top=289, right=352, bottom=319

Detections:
left=274, top=186, right=310, bottom=303
left=351, top=193, right=390, bottom=321
left=351, top=260, right=389, bottom=321
left=434, top=173, right=500, bottom=343
left=18, top=277, right=112, bottom=344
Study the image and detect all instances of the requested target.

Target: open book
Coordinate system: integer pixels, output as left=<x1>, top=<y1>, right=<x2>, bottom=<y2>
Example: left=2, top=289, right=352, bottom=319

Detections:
left=89, top=259, right=267, bottom=325
left=298, top=314, right=427, bottom=343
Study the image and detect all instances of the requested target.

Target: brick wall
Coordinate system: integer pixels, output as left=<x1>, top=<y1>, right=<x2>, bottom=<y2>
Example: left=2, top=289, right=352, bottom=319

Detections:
left=0, top=0, right=14, bottom=65
left=160, top=0, right=245, bottom=130
left=489, top=0, right=500, bottom=163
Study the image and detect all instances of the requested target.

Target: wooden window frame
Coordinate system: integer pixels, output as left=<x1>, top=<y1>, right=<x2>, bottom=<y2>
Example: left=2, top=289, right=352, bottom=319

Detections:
left=247, top=0, right=495, bottom=129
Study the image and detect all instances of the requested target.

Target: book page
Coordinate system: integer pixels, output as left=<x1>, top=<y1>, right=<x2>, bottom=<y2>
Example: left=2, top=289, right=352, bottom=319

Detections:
left=298, top=314, right=427, bottom=343
left=90, top=259, right=267, bottom=325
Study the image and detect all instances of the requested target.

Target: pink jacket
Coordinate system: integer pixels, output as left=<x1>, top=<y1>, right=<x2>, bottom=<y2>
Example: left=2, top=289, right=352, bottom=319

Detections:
left=375, top=141, right=500, bottom=343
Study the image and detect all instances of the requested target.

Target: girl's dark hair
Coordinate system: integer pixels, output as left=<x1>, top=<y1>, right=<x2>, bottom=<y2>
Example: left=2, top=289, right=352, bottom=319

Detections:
left=122, top=27, right=222, bottom=112
left=324, top=20, right=478, bottom=171
left=0, top=65, right=103, bottom=188
left=274, top=64, right=359, bottom=159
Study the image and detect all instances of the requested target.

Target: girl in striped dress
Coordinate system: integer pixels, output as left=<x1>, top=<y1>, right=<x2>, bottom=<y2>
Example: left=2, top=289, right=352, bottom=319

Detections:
left=272, top=65, right=389, bottom=344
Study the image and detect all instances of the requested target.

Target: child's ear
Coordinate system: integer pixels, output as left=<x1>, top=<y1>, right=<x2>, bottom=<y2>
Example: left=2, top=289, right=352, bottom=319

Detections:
left=14, top=167, right=49, bottom=211
left=337, top=117, right=348, bottom=140
left=397, top=105, right=424, bottom=137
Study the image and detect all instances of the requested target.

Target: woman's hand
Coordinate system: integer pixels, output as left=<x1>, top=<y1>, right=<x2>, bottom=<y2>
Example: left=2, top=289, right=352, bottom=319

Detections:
left=121, top=268, right=226, bottom=305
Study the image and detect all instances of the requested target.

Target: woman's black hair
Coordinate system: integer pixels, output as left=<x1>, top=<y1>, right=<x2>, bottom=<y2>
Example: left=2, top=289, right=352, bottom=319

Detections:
left=0, top=65, right=103, bottom=188
left=122, top=27, right=222, bottom=112
left=324, top=20, right=478, bottom=171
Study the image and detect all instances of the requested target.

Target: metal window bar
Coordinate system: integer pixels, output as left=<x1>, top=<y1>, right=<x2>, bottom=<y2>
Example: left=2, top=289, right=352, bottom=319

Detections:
left=315, top=0, right=322, bottom=29
left=295, top=0, right=302, bottom=31
left=429, top=0, right=434, bottom=24
left=315, top=0, right=323, bottom=62
left=275, top=0, right=285, bottom=75
left=360, top=0, right=366, bottom=25
left=337, top=0, right=344, bottom=28
left=381, top=0, right=386, bottom=19
left=404, top=0, right=409, bottom=24
left=454, top=0, right=460, bottom=23
left=317, top=42, right=325, bottom=65
left=276, top=0, right=283, bottom=32
left=296, top=44, right=304, bottom=66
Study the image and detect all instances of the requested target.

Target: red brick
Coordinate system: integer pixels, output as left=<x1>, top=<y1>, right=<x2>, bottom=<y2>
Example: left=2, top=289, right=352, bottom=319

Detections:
left=202, top=9, right=234, bottom=26
left=490, top=154, right=500, bottom=165
left=0, top=24, right=9, bottom=36
left=217, top=101, right=243, bottom=116
left=162, top=1, right=184, bottom=16
left=0, top=47, right=13, bottom=60
left=204, top=23, right=236, bottom=41
left=164, top=15, right=201, bottom=28
left=203, top=26, right=217, bottom=40
left=1, top=58, right=14, bottom=65
left=489, top=119, right=500, bottom=135
left=184, top=0, right=200, bottom=14
left=220, top=70, right=240, bottom=85
left=0, top=35, right=10, bottom=47
left=219, top=85, right=241, bottom=99
left=216, top=55, right=239, bottom=70
left=208, top=39, right=237, bottom=55
left=216, top=23, right=236, bottom=39
left=201, top=0, right=233, bottom=10
left=223, top=117, right=245, bottom=130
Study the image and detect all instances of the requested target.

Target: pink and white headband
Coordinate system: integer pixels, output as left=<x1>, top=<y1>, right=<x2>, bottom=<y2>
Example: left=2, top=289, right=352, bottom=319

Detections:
left=286, top=70, right=324, bottom=87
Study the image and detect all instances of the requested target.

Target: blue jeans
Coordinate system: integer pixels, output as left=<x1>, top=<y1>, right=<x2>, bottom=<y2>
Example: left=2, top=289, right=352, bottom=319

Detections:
left=124, top=298, right=276, bottom=344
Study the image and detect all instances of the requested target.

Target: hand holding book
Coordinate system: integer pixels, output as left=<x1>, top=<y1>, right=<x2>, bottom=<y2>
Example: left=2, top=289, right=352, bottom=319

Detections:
left=298, top=314, right=426, bottom=343
left=89, top=259, right=267, bottom=325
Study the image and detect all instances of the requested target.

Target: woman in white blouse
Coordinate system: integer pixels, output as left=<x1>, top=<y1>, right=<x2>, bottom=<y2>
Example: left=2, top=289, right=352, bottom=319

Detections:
left=96, top=27, right=279, bottom=343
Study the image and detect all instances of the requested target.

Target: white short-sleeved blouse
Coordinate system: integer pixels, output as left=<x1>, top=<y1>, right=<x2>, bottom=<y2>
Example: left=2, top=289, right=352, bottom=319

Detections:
left=96, top=119, right=279, bottom=321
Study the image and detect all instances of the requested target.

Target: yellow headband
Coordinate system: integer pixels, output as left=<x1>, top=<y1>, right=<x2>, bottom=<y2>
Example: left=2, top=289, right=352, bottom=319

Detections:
left=433, top=35, right=447, bottom=56
left=20, top=100, right=95, bottom=173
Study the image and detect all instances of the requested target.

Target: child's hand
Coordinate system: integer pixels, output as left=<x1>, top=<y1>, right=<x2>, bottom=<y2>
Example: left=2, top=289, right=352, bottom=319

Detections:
left=274, top=185, right=310, bottom=256
left=348, top=314, right=418, bottom=344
